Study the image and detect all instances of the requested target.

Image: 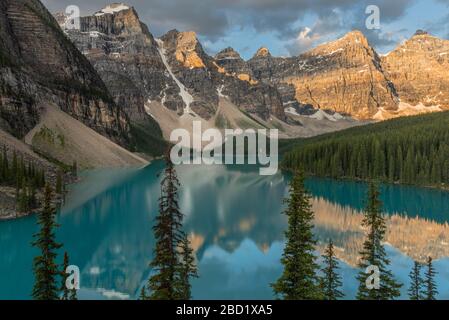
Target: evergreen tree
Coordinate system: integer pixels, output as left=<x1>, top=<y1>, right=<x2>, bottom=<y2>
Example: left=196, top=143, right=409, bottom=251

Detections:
left=424, top=257, right=438, bottom=300
left=61, top=252, right=70, bottom=300
left=320, top=239, right=344, bottom=300
left=17, top=181, right=29, bottom=213
left=139, top=287, right=147, bottom=300
left=32, top=184, right=62, bottom=300
left=272, top=169, right=321, bottom=300
left=283, top=111, right=449, bottom=187
left=1, top=146, right=8, bottom=182
left=147, top=154, right=186, bottom=300
left=56, top=171, right=63, bottom=194
left=0, top=147, right=3, bottom=183
left=356, top=182, right=402, bottom=300
left=11, top=150, right=17, bottom=185
left=60, top=252, right=77, bottom=300
left=176, top=234, right=198, bottom=300
left=28, top=179, right=37, bottom=210
left=69, top=284, right=78, bottom=301
left=72, top=161, right=78, bottom=178
left=408, top=261, right=424, bottom=300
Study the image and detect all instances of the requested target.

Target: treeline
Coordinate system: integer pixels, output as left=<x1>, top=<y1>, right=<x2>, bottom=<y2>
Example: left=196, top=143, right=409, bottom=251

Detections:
left=0, top=146, right=76, bottom=214
left=282, top=112, right=449, bottom=186
left=274, top=170, right=440, bottom=300
left=0, top=147, right=46, bottom=213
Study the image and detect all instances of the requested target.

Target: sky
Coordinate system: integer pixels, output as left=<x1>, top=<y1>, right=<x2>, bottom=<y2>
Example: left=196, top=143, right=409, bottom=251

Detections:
left=41, top=0, right=449, bottom=59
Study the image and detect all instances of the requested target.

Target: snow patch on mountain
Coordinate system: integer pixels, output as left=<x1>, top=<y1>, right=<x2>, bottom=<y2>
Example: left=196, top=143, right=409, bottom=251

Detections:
left=309, top=109, right=343, bottom=122
left=284, top=107, right=300, bottom=116
left=217, top=85, right=228, bottom=99
left=374, top=102, right=442, bottom=121
left=155, top=38, right=194, bottom=115
left=95, top=3, right=130, bottom=16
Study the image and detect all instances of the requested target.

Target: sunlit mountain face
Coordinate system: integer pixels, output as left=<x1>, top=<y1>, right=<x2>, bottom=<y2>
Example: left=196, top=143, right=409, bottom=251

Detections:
left=2, top=161, right=449, bottom=300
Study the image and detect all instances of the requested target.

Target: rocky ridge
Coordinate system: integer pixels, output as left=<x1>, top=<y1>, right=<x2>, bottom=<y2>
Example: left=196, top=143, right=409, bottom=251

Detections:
left=60, top=6, right=288, bottom=127
left=0, top=0, right=131, bottom=145
left=56, top=3, right=449, bottom=129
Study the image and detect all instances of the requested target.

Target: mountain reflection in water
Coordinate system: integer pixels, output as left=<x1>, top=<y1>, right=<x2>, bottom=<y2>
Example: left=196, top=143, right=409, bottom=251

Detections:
left=1, top=161, right=449, bottom=300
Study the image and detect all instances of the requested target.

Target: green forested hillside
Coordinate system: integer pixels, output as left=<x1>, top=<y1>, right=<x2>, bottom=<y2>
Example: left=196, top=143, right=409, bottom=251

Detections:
left=282, top=112, right=449, bottom=187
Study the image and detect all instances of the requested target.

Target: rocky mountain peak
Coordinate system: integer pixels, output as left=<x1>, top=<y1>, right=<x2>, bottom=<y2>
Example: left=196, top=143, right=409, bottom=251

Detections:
left=308, top=30, right=370, bottom=57
left=382, top=31, right=449, bottom=111
left=342, top=30, right=367, bottom=42
left=161, top=30, right=206, bottom=69
left=57, top=2, right=144, bottom=36
left=395, top=30, right=447, bottom=52
left=286, top=29, right=398, bottom=119
left=254, top=47, right=271, bottom=58
left=94, top=3, right=131, bottom=16
left=215, top=47, right=242, bottom=61
left=414, top=29, right=429, bottom=36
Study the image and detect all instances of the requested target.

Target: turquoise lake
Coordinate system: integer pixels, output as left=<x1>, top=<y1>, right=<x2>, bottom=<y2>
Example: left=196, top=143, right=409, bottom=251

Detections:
left=1, top=160, right=449, bottom=300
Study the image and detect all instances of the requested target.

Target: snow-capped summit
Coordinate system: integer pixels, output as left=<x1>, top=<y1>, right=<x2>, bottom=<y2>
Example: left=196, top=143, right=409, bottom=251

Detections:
left=95, top=3, right=130, bottom=16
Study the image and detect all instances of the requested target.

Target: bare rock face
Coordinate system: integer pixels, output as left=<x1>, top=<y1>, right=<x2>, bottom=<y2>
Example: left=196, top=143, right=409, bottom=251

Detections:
left=158, top=30, right=286, bottom=121
left=284, top=31, right=399, bottom=119
left=214, top=47, right=257, bottom=84
left=159, top=30, right=219, bottom=119
left=247, top=48, right=307, bottom=115
left=382, top=30, right=449, bottom=109
left=62, top=5, right=178, bottom=124
left=0, top=0, right=130, bottom=145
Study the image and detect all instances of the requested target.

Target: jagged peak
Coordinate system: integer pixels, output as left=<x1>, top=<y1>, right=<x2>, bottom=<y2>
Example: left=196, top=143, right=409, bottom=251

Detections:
left=414, top=29, right=429, bottom=37
left=334, top=30, right=369, bottom=46
left=407, top=30, right=444, bottom=42
left=160, top=30, right=206, bottom=68
left=254, top=47, right=271, bottom=58
left=215, top=47, right=242, bottom=60
left=94, top=3, right=132, bottom=16
left=218, top=47, right=238, bottom=54
left=178, top=31, right=199, bottom=42
left=305, top=30, right=371, bottom=57
left=162, top=29, right=199, bottom=44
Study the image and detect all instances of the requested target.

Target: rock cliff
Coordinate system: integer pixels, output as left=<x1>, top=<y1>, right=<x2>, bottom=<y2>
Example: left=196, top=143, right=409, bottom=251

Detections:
left=0, top=0, right=131, bottom=145
left=382, top=30, right=449, bottom=110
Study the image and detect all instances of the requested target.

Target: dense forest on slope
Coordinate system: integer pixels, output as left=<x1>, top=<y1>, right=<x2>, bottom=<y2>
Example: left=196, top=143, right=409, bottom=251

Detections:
left=282, top=112, right=449, bottom=187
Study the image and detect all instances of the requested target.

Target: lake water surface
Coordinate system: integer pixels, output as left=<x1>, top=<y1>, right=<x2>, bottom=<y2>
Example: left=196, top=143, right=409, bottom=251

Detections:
left=1, top=161, right=449, bottom=300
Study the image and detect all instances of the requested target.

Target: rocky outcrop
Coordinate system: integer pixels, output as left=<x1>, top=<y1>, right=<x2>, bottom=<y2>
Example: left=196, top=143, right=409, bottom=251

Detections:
left=382, top=30, right=449, bottom=109
left=0, top=0, right=131, bottom=146
left=214, top=47, right=256, bottom=84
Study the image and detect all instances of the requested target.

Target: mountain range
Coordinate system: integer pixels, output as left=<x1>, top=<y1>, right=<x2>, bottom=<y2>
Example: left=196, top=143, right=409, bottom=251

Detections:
left=2, top=1, right=449, bottom=171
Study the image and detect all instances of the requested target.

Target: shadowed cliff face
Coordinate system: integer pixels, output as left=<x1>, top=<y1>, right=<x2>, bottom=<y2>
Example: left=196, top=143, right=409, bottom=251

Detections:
left=0, top=0, right=131, bottom=146
left=67, top=6, right=183, bottom=121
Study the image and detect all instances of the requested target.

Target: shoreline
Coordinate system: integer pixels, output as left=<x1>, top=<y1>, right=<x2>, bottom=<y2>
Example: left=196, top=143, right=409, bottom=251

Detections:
left=0, top=155, right=153, bottom=221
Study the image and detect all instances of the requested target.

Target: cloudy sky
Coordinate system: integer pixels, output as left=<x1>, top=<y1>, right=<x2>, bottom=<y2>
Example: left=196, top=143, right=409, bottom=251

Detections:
left=42, top=0, right=449, bottom=59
